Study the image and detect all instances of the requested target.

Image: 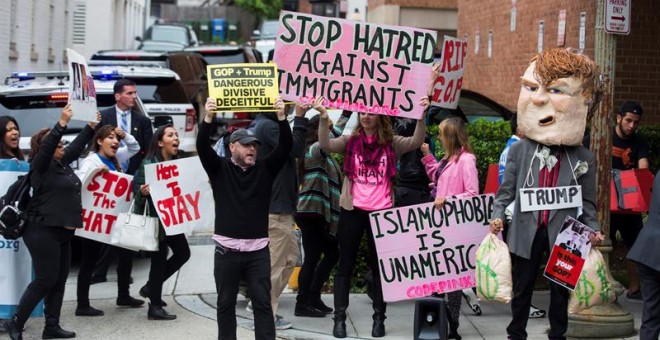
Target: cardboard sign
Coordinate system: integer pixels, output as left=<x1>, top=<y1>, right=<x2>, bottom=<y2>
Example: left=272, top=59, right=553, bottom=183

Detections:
left=75, top=169, right=133, bottom=243
left=519, top=185, right=582, bottom=212
left=274, top=10, right=437, bottom=119
left=144, top=157, right=215, bottom=235
left=0, top=160, right=43, bottom=317
left=67, top=48, right=98, bottom=121
left=430, top=36, right=467, bottom=109
left=207, top=63, right=279, bottom=112
left=369, top=194, right=494, bottom=302
left=544, top=216, right=593, bottom=290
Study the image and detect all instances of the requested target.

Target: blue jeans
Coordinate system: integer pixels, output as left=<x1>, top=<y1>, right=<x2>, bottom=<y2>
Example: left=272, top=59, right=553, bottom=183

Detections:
left=214, top=246, right=274, bottom=340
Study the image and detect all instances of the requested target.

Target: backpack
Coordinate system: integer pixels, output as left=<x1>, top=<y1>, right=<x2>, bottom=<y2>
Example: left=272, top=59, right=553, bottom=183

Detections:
left=0, top=171, right=32, bottom=239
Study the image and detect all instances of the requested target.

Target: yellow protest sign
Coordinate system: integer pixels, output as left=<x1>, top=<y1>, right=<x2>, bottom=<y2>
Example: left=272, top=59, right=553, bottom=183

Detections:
left=207, top=63, right=279, bottom=112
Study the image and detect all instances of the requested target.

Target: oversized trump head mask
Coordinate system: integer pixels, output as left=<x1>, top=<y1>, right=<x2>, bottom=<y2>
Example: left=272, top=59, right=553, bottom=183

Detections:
left=517, top=48, right=603, bottom=146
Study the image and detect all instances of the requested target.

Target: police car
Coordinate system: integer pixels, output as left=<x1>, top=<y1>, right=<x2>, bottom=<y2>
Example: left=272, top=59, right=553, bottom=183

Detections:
left=87, top=65, right=198, bottom=154
left=0, top=71, right=149, bottom=163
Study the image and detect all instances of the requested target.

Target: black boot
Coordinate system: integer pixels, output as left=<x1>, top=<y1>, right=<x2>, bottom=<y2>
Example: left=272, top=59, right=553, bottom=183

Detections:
left=140, top=284, right=167, bottom=307
left=6, top=317, right=23, bottom=340
left=42, top=316, right=76, bottom=339
left=332, top=276, right=350, bottom=338
left=148, top=303, right=176, bottom=320
left=371, top=306, right=386, bottom=337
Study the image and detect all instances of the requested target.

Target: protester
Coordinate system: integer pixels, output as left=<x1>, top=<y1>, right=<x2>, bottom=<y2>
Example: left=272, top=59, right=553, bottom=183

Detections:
left=489, top=48, right=604, bottom=340
left=93, top=78, right=154, bottom=285
left=198, top=97, right=291, bottom=340
left=74, top=125, right=143, bottom=317
left=294, top=103, right=351, bottom=318
left=497, top=114, right=547, bottom=319
left=133, top=124, right=191, bottom=321
left=420, top=117, right=478, bottom=339
left=319, top=96, right=428, bottom=338
left=250, top=99, right=308, bottom=330
left=627, top=169, right=660, bottom=340
left=0, top=116, right=24, bottom=160
left=610, top=101, right=648, bottom=302
left=6, top=104, right=96, bottom=340
left=0, top=116, right=24, bottom=333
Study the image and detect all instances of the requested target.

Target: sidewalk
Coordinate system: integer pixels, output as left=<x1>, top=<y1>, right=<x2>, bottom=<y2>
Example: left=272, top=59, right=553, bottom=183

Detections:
left=15, top=243, right=644, bottom=339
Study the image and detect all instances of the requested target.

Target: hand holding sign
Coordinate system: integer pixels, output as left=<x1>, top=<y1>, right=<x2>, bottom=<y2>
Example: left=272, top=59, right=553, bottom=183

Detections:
left=204, top=97, right=217, bottom=122
left=420, top=143, right=431, bottom=156
left=275, top=97, right=285, bottom=121
left=589, top=231, right=604, bottom=246
left=87, top=111, right=101, bottom=129
left=434, top=196, right=447, bottom=210
left=312, top=96, right=327, bottom=114
left=419, top=96, right=430, bottom=115
left=60, top=104, right=73, bottom=127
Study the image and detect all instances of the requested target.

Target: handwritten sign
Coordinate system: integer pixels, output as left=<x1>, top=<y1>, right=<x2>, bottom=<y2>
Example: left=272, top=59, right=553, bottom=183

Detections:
left=544, top=216, right=593, bottom=290
left=369, top=195, right=494, bottom=302
left=67, top=48, right=97, bottom=121
left=76, top=169, right=133, bottom=244
left=0, top=160, right=43, bottom=317
left=274, top=10, right=436, bottom=119
left=144, top=157, right=214, bottom=235
left=207, top=63, right=279, bottom=112
left=430, top=36, right=467, bottom=109
left=519, top=185, right=582, bottom=212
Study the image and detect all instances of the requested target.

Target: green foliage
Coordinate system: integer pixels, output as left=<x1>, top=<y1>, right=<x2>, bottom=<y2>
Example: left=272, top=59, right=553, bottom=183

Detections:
left=234, top=0, right=282, bottom=20
left=637, top=124, right=660, bottom=174
left=430, top=119, right=511, bottom=192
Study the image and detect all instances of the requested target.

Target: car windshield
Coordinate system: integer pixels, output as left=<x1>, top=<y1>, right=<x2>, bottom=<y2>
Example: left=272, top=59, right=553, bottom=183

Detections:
left=140, top=41, right=185, bottom=52
left=201, top=51, right=246, bottom=65
left=0, top=93, right=116, bottom=137
left=128, top=77, right=189, bottom=104
left=149, top=26, right=188, bottom=45
left=259, top=21, right=278, bottom=39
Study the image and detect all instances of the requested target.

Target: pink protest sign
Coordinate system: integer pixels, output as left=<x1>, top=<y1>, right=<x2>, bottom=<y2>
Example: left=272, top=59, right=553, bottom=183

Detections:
left=274, top=10, right=437, bottom=119
left=430, top=36, right=468, bottom=109
left=369, top=194, right=494, bottom=302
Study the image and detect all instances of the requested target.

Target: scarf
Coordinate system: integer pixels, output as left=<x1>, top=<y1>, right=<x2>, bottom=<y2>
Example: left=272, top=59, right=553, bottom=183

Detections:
left=344, top=131, right=396, bottom=182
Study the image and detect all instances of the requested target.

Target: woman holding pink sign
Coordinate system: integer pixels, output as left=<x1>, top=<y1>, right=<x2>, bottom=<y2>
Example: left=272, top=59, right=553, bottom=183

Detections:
left=421, top=116, right=479, bottom=339
left=318, top=96, right=428, bottom=338
left=74, top=125, right=143, bottom=317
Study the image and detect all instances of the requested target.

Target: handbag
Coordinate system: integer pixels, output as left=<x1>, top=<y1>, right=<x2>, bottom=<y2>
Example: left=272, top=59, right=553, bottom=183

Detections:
left=0, top=171, right=32, bottom=240
left=110, top=199, right=159, bottom=251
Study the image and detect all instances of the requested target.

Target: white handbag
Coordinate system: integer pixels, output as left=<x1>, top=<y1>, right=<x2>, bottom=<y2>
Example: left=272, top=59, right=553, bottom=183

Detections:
left=110, top=199, right=159, bottom=251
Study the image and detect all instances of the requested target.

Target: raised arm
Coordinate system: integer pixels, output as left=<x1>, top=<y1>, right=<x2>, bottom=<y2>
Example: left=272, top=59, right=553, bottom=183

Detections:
left=31, top=105, right=72, bottom=173
left=265, top=98, right=293, bottom=174
left=316, top=97, right=348, bottom=154
left=115, top=128, right=141, bottom=165
left=393, top=97, right=428, bottom=156
left=197, top=98, right=224, bottom=174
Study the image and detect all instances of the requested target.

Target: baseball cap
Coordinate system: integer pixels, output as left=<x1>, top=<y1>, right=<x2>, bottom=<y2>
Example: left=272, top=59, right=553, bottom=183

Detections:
left=619, top=101, right=643, bottom=116
left=229, top=128, right=260, bottom=145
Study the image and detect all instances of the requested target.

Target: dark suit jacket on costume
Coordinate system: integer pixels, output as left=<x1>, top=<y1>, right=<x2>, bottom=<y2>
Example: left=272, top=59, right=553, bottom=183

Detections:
left=99, top=106, right=153, bottom=175
left=493, top=139, right=600, bottom=259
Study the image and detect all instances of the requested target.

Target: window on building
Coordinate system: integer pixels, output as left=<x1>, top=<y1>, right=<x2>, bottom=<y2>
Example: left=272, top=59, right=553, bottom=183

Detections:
left=312, top=3, right=338, bottom=17
left=72, top=1, right=86, bottom=45
left=9, top=0, right=17, bottom=57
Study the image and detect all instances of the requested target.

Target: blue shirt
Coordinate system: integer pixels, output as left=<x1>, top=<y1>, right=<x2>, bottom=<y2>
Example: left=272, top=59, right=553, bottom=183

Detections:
left=498, top=135, right=521, bottom=185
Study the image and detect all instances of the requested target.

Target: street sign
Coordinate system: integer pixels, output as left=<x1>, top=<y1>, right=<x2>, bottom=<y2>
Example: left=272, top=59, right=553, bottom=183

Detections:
left=604, top=0, right=630, bottom=35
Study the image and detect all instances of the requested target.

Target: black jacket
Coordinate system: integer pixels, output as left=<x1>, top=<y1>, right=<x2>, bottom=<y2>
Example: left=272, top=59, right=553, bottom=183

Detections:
left=251, top=112, right=307, bottom=214
left=99, top=106, right=153, bottom=175
left=26, top=122, right=95, bottom=228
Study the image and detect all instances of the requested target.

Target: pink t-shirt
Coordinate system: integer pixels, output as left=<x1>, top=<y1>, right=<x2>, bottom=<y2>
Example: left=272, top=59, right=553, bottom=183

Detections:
left=351, top=136, right=392, bottom=211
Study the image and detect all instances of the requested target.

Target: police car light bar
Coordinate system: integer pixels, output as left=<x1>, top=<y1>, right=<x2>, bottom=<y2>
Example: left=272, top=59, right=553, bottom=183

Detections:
left=5, top=71, right=69, bottom=84
left=90, top=70, right=124, bottom=80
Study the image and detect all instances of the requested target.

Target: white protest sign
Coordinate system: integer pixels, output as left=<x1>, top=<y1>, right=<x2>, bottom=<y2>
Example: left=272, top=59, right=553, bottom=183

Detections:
left=76, top=169, right=133, bottom=244
left=67, top=48, right=98, bottom=121
left=0, top=160, right=43, bottom=317
left=519, top=185, right=582, bottom=212
left=144, top=157, right=215, bottom=235
left=369, top=195, right=494, bottom=302
left=431, top=36, right=467, bottom=109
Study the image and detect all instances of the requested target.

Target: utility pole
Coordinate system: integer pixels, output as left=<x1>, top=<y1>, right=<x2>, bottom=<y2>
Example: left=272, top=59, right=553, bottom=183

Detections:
left=565, top=0, right=633, bottom=337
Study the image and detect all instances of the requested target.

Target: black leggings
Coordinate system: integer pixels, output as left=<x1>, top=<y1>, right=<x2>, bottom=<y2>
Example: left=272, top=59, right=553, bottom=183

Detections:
left=77, top=238, right=135, bottom=307
left=294, top=214, right=339, bottom=305
left=15, top=223, right=74, bottom=324
left=146, top=233, right=190, bottom=305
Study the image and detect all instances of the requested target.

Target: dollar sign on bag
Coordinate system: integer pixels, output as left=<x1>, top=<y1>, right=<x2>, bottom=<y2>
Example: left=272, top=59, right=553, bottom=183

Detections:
left=574, top=270, right=595, bottom=307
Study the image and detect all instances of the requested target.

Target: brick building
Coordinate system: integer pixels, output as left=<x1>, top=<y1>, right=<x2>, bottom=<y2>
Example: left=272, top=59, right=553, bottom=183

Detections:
left=458, top=0, right=660, bottom=123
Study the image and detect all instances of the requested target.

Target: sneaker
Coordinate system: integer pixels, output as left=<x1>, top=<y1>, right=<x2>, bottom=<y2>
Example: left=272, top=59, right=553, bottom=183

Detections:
left=275, top=318, right=293, bottom=330
left=528, top=305, right=546, bottom=318
left=626, top=290, right=642, bottom=303
left=245, top=301, right=253, bottom=313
